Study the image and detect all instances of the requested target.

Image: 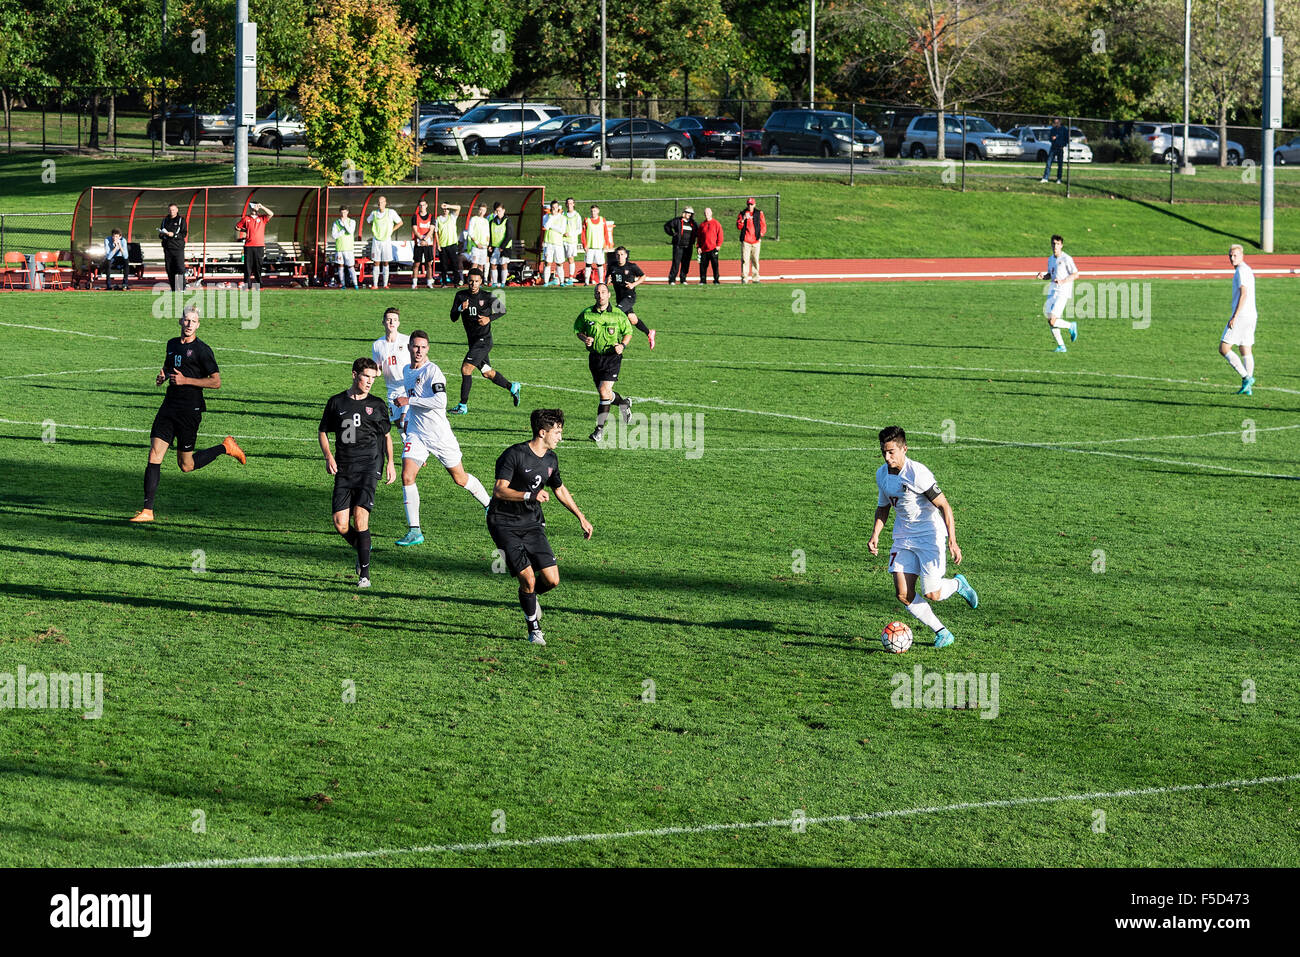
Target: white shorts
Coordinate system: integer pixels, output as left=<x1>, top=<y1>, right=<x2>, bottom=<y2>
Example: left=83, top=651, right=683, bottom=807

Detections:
left=402, top=429, right=461, bottom=469
left=1044, top=288, right=1071, bottom=319
left=585, top=249, right=606, bottom=265
left=336, top=251, right=356, bottom=267
left=386, top=386, right=407, bottom=421
left=470, top=248, right=488, bottom=267
left=371, top=240, right=393, bottom=263
left=1221, top=315, right=1256, bottom=347
left=543, top=243, right=562, bottom=263
left=888, top=542, right=947, bottom=594
left=563, top=242, right=578, bottom=260
left=490, top=248, right=508, bottom=265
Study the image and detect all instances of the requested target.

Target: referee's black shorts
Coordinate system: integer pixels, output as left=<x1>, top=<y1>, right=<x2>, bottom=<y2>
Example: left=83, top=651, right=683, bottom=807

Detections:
left=150, top=404, right=202, bottom=453
left=588, top=350, right=623, bottom=385
left=486, top=517, right=556, bottom=576
left=332, top=469, right=379, bottom=514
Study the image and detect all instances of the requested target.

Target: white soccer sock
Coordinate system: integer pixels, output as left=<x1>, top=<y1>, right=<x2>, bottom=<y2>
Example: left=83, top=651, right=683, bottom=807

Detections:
left=382, top=265, right=390, bottom=286
left=543, top=265, right=551, bottom=283
left=1224, top=350, right=1247, bottom=377
left=905, top=599, right=944, bottom=633
left=464, top=473, right=490, bottom=507
left=1244, top=353, right=1255, bottom=377
left=403, top=484, right=420, bottom=528
left=1051, top=327, right=1065, bottom=347
left=933, top=578, right=960, bottom=601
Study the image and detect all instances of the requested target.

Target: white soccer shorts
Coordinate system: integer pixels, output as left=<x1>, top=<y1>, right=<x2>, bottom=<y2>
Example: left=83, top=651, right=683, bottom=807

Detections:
left=585, top=249, right=606, bottom=265
left=543, top=243, right=562, bottom=264
left=1044, top=288, right=1071, bottom=319
left=489, top=248, right=508, bottom=265
left=1221, top=315, right=1256, bottom=347
left=888, top=543, right=947, bottom=594
left=563, top=242, right=578, bottom=260
left=402, top=430, right=461, bottom=469
left=371, top=240, right=393, bottom=263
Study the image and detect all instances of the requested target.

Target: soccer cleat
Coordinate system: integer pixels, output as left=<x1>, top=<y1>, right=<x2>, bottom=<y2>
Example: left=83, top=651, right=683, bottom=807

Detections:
left=1236, top=375, right=1255, bottom=395
left=934, top=628, right=956, bottom=649
left=395, top=528, right=424, bottom=547
left=510, top=382, right=521, bottom=407
left=620, top=396, right=632, bottom=425
left=1054, top=344, right=1068, bottom=352
left=357, top=576, right=371, bottom=589
left=1069, top=322, right=1078, bottom=342
left=647, top=329, right=657, bottom=350
left=589, top=426, right=604, bottom=443
left=563, top=279, right=574, bottom=286
left=449, top=402, right=468, bottom=415
left=954, top=574, right=979, bottom=609
left=527, top=629, right=546, bottom=645
left=222, top=436, right=246, bottom=464
left=128, top=508, right=155, bottom=523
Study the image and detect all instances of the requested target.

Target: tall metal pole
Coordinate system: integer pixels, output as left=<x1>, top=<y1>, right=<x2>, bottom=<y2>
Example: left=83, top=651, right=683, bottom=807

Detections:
left=1182, top=0, right=1191, bottom=173
left=234, top=0, right=253, bottom=186
left=599, top=0, right=608, bottom=171
left=1263, top=0, right=1279, bottom=252
left=809, top=1, right=816, bottom=109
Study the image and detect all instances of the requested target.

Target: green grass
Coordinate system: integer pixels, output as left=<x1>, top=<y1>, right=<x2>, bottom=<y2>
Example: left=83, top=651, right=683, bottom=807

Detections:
left=1, top=278, right=1297, bottom=866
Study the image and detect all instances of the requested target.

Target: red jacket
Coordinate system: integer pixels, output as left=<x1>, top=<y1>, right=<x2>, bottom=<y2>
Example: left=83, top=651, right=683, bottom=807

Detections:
left=736, top=208, right=766, bottom=243
left=696, top=218, right=724, bottom=253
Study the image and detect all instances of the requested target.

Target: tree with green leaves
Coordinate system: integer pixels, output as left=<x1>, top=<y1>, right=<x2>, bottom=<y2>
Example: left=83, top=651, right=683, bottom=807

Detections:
left=0, top=0, right=47, bottom=133
left=299, top=0, right=418, bottom=184
left=400, top=0, right=521, bottom=100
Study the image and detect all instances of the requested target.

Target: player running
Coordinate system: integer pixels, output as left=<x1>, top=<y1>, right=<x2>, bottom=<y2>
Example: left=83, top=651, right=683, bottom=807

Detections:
left=448, top=268, right=521, bottom=415
left=1220, top=244, right=1257, bottom=395
left=130, top=306, right=246, bottom=523
left=319, top=358, right=397, bottom=588
left=1039, top=233, right=1080, bottom=352
left=392, top=330, right=493, bottom=547
left=486, top=408, right=593, bottom=645
left=575, top=283, right=634, bottom=443
left=867, top=426, right=979, bottom=648
left=607, top=246, right=656, bottom=349
left=372, top=307, right=411, bottom=430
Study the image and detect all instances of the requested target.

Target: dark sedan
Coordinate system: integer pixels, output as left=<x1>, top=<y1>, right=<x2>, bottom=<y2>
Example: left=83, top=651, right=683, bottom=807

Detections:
left=668, top=116, right=742, bottom=157
left=146, top=105, right=237, bottom=146
left=554, top=118, right=694, bottom=162
left=496, top=114, right=600, bottom=154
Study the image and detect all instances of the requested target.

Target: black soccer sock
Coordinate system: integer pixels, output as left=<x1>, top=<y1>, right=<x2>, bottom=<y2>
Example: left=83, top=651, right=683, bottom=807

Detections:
left=492, top=372, right=514, bottom=391
left=636, top=320, right=652, bottom=337
left=342, top=527, right=358, bottom=547
left=613, top=392, right=627, bottom=406
left=357, top=529, right=371, bottom=577
left=460, top=374, right=473, bottom=405
left=519, top=586, right=540, bottom=627
left=596, top=400, right=612, bottom=428
left=143, top=462, right=161, bottom=508
left=191, top=444, right=224, bottom=470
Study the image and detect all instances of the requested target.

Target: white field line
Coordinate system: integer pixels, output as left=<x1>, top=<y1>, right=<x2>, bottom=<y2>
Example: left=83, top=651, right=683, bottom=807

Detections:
left=0, top=361, right=319, bottom=381
left=152, top=772, right=1300, bottom=868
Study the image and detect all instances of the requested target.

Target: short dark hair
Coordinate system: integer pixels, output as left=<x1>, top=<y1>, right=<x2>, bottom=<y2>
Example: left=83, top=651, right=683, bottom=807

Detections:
left=383, top=307, right=399, bottom=320
left=615, top=245, right=628, bottom=256
left=468, top=267, right=484, bottom=279
left=531, top=408, right=564, bottom=436
left=1051, top=234, right=1064, bottom=245
left=353, top=357, right=379, bottom=375
left=110, top=228, right=122, bottom=236
left=878, top=425, right=907, bottom=447
left=493, top=201, right=504, bottom=212
left=409, top=329, right=429, bottom=346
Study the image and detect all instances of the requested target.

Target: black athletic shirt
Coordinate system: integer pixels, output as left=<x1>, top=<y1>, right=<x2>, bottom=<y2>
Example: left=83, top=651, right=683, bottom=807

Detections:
left=608, top=262, right=644, bottom=304
left=318, top=390, right=391, bottom=475
left=487, top=441, right=562, bottom=527
left=451, top=288, right=502, bottom=347
left=162, top=336, right=219, bottom=411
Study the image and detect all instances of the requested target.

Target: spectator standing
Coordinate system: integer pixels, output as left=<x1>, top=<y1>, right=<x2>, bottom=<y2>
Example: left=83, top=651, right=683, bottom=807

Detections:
left=331, top=205, right=360, bottom=289
left=1041, top=118, right=1067, bottom=184
left=487, top=202, right=515, bottom=289
left=235, top=201, right=273, bottom=288
left=159, top=203, right=188, bottom=292
left=581, top=204, right=610, bottom=285
left=367, top=195, right=402, bottom=289
left=104, top=228, right=130, bottom=290
left=663, top=207, right=697, bottom=285
left=736, top=197, right=766, bottom=284
left=411, top=198, right=436, bottom=289
left=695, top=207, right=723, bottom=285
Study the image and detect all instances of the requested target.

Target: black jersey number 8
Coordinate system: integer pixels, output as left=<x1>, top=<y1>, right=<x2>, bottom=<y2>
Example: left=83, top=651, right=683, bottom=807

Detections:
left=342, top=412, right=360, bottom=444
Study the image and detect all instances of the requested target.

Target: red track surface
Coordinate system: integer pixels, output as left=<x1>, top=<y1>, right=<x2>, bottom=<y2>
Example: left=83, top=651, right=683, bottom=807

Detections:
left=642, top=254, right=1300, bottom=284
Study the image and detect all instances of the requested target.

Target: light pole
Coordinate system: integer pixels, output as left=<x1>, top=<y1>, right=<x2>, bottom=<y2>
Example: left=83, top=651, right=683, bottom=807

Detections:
left=809, top=1, right=816, bottom=110
left=1181, top=0, right=1192, bottom=173
left=1262, top=0, right=1281, bottom=252
left=599, top=0, right=609, bottom=170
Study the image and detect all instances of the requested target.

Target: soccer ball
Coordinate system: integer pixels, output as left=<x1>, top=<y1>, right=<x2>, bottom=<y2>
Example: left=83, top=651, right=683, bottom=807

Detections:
left=881, top=621, right=913, bottom=654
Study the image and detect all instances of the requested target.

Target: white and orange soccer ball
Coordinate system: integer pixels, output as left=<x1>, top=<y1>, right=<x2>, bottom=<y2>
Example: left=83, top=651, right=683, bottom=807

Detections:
left=881, top=621, right=913, bottom=654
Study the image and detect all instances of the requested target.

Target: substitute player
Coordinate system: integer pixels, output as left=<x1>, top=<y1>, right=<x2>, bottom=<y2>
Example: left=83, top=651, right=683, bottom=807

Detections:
left=372, top=307, right=411, bottom=429
left=867, top=426, right=979, bottom=648
left=487, top=202, right=515, bottom=289
left=1039, top=233, right=1080, bottom=352
left=449, top=268, right=521, bottom=415
left=608, top=246, right=656, bottom=349
left=130, top=306, right=246, bottom=523
left=562, top=197, right=583, bottom=286
left=575, top=283, right=634, bottom=443
left=411, top=197, right=436, bottom=289
left=486, top=408, right=593, bottom=645
left=392, top=330, right=492, bottom=547
left=319, top=358, right=396, bottom=588
left=581, top=205, right=611, bottom=285
left=541, top=200, right=566, bottom=286
left=1220, top=244, right=1257, bottom=395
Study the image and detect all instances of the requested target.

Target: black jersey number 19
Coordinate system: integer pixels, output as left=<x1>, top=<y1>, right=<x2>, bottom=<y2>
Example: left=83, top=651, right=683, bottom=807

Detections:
left=342, top=412, right=360, bottom=444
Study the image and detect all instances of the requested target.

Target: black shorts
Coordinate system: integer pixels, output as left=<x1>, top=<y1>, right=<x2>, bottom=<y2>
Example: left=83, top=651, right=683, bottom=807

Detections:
left=589, top=350, right=622, bottom=385
left=464, top=338, right=493, bottom=370
left=413, top=245, right=434, bottom=264
left=616, top=296, right=636, bottom=315
left=150, top=404, right=202, bottom=453
left=332, top=469, right=379, bottom=514
left=487, top=517, right=556, bottom=576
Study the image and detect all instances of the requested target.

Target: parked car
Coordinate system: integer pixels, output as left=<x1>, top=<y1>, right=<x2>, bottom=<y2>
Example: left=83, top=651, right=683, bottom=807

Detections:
left=1006, top=126, right=1093, bottom=164
left=553, top=118, right=693, bottom=162
left=1273, top=134, right=1300, bottom=165
left=422, top=102, right=563, bottom=155
left=901, top=113, right=1020, bottom=160
left=667, top=116, right=743, bottom=157
left=743, top=129, right=763, bottom=157
left=249, top=108, right=306, bottom=149
left=146, top=104, right=236, bottom=146
left=873, top=109, right=921, bottom=157
left=496, top=114, right=600, bottom=154
left=418, top=101, right=461, bottom=121
left=761, top=109, right=884, bottom=158
left=1142, top=124, right=1245, bottom=165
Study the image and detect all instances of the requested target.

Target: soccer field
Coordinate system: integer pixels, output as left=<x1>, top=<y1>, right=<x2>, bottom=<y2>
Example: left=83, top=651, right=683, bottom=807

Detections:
left=1, top=279, right=1297, bottom=867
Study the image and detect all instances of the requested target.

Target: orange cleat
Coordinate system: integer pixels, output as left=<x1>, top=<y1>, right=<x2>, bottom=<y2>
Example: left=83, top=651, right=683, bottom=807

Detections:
left=222, top=436, right=246, bottom=464
left=129, top=509, right=155, bottom=523
left=647, top=329, right=657, bottom=351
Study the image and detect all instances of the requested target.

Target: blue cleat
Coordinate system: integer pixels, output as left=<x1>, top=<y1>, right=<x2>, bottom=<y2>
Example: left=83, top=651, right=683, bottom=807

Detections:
left=1054, top=344, right=1067, bottom=353
left=510, top=382, right=521, bottom=407
left=1236, top=375, right=1255, bottom=395
left=954, top=574, right=978, bottom=609
left=449, top=402, right=468, bottom=415
left=1069, top=322, right=1078, bottom=342
left=934, top=628, right=956, bottom=649
left=395, top=528, right=424, bottom=547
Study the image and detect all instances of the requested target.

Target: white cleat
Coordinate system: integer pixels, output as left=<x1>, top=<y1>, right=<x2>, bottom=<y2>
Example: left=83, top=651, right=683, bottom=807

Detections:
left=357, top=577, right=371, bottom=589
left=527, top=629, right=546, bottom=645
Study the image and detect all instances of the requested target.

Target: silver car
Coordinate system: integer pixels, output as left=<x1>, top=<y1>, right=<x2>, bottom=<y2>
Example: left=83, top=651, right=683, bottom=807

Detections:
left=424, top=103, right=562, bottom=156
left=1143, top=124, right=1245, bottom=165
left=901, top=114, right=1021, bottom=160
left=1007, top=126, right=1093, bottom=164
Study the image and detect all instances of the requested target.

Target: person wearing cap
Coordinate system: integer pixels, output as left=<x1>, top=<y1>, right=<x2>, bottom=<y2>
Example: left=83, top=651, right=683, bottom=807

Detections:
left=736, top=197, right=766, bottom=284
left=663, top=207, right=697, bottom=285
left=695, top=208, right=724, bottom=285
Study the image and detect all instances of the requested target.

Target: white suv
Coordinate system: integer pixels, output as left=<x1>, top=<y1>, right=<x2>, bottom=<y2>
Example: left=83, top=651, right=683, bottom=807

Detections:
left=424, top=103, right=563, bottom=155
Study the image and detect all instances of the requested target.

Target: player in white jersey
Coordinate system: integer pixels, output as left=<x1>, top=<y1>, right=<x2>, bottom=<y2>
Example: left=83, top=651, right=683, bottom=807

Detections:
left=1038, top=234, right=1080, bottom=352
left=867, top=425, right=979, bottom=649
left=371, top=307, right=411, bottom=429
left=391, top=329, right=492, bottom=547
left=1220, top=244, right=1258, bottom=395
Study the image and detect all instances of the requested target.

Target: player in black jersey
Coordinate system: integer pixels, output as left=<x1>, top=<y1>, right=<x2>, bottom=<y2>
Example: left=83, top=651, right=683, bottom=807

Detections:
left=130, top=307, right=246, bottom=523
left=319, top=358, right=397, bottom=588
left=486, top=409, right=592, bottom=645
left=607, top=246, right=657, bottom=349
left=448, top=268, right=521, bottom=415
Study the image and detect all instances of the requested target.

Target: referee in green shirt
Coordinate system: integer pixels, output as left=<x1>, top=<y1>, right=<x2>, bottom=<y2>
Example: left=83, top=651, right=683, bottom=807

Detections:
left=574, top=284, right=634, bottom=443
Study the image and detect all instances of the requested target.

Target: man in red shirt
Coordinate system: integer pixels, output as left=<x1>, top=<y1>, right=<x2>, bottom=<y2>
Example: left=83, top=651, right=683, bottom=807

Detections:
left=235, top=201, right=274, bottom=288
left=696, top=207, right=724, bottom=285
left=736, top=197, right=766, bottom=284
left=411, top=198, right=435, bottom=289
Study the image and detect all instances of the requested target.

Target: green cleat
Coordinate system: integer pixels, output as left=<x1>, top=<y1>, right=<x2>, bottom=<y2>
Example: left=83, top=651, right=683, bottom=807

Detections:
left=510, top=382, right=521, bottom=407
left=954, top=574, right=979, bottom=609
left=394, top=528, right=424, bottom=547
left=934, top=628, right=956, bottom=649
left=1236, top=375, right=1255, bottom=395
